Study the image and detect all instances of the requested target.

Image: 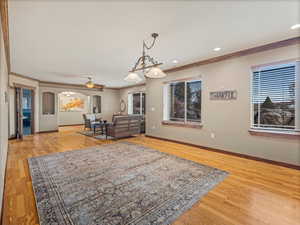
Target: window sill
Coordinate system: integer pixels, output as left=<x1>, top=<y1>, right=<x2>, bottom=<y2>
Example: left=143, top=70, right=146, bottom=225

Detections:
left=162, top=121, right=202, bottom=129
left=249, top=129, right=300, bottom=139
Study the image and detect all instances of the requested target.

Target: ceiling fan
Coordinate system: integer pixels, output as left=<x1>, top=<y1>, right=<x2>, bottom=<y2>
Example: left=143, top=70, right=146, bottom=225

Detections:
left=85, top=77, right=94, bottom=88
left=51, top=72, right=104, bottom=89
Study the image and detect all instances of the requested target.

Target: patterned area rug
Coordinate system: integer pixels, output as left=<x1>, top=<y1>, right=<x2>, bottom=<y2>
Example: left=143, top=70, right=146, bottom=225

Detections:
left=28, top=142, right=228, bottom=225
left=78, top=130, right=114, bottom=140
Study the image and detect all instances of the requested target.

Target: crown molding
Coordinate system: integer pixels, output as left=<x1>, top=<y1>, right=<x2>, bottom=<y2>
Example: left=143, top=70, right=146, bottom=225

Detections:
left=10, top=72, right=40, bottom=82
left=117, top=82, right=146, bottom=90
left=164, top=36, right=300, bottom=73
left=39, top=81, right=104, bottom=91
left=10, top=72, right=105, bottom=91
left=0, top=0, right=10, bottom=72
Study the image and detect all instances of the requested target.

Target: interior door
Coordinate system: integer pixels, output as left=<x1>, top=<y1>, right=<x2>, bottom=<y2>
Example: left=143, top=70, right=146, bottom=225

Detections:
left=22, top=89, right=34, bottom=135
left=15, top=87, right=23, bottom=139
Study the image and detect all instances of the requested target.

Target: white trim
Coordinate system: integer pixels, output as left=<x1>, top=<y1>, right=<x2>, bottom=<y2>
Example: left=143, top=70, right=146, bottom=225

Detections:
left=295, top=61, right=300, bottom=130
left=250, top=61, right=298, bottom=131
left=252, top=62, right=296, bottom=72
left=128, top=91, right=145, bottom=115
left=128, top=93, right=133, bottom=114
left=163, top=78, right=202, bottom=124
left=184, top=81, right=187, bottom=123
left=163, top=85, right=170, bottom=121
left=249, top=128, right=300, bottom=136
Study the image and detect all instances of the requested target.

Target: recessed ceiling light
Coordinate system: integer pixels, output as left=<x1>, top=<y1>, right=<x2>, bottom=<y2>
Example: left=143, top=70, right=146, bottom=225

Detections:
left=172, top=59, right=178, bottom=64
left=213, top=47, right=221, bottom=52
left=291, top=24, right=300, bottom=30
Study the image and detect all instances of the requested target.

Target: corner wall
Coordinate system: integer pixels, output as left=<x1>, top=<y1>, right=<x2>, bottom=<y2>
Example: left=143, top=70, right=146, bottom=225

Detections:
left=0, top=15, right=9, bottom=217
left=146, top=44, right=300, bottom=166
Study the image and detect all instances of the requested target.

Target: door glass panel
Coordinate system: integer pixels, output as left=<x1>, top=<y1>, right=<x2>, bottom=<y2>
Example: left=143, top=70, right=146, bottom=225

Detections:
left=169, top=82, right=185, bottom=121
left=22, top=89, right=32, bottom=135
left=133, top=93, right=141, bottom=114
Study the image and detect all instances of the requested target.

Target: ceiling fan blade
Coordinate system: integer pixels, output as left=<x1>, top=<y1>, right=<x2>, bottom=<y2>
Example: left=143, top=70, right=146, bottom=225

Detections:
left=93, top=83, right=105, bottom=89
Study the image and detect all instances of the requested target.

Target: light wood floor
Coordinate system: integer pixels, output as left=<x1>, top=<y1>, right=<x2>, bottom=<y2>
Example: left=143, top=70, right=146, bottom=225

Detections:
left=2, top=126, right=300, bottom=225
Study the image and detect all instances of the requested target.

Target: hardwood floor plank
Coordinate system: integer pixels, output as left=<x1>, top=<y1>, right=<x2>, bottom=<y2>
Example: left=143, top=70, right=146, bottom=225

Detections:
left=2, top=126, right=300, bottom=225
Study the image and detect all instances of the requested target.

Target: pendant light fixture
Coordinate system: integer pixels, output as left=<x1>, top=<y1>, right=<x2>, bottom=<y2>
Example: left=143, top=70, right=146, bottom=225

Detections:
left=86, top=77, right=94, bottom=88
left=124, top=33, right=166, bottom=82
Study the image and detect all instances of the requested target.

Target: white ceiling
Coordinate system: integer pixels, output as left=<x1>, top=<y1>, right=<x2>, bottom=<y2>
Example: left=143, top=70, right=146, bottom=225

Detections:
left=8, top=0, right=300, bottom=87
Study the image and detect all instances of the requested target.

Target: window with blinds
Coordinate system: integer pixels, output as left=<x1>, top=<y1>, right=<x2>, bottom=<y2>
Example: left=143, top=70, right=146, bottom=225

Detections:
left=252, top=64, right=296, bottom=130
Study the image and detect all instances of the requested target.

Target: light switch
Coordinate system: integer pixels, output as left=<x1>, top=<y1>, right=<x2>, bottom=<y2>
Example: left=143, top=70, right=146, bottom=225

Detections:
left=211, top=133, right=215, bottom=139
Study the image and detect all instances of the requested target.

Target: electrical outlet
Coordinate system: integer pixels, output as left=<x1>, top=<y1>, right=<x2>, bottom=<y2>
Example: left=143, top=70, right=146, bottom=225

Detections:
left=210, top=133, right=215, bottom=139
left=152, top=125, right=156, bottom=130
left=151, top=107, right=155, bottom=111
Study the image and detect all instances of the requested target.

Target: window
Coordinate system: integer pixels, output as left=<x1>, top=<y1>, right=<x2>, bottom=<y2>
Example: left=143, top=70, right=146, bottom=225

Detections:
left=129, top=92, right=145, bottom=115
left=92, top=95, right=101, bottom=113
left=42, top=92, right=55, bottom=115
left=164, top=80, right=202, bottom=123
left=251, top=62, right=299, bottom=131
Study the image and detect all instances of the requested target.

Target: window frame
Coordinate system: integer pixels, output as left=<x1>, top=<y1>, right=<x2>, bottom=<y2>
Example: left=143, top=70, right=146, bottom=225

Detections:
left=92, top=95, right=101, bottom=114
left=250, top=61, right=300, bottom=133
left=42, top=92, right=55, bottom=115
left=163, top=78, right=202, bottom=126
left=128, top=92, right=146, bottom=115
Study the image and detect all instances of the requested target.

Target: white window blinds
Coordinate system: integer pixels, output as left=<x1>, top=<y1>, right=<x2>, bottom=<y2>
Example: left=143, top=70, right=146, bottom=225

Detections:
left=252, top=64, right=296, bottom=130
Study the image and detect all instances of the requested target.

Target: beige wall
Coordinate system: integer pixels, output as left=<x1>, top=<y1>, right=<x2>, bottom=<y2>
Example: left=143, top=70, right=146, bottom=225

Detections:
left=0, top=17, right=9, bottom=216
left=119, top=84, right=146, bottom=113
left=58, top=92, right=89, bottom=126
left=146, top=44, right=300, bottom=166
left=39, top=86, right=120, bottom=131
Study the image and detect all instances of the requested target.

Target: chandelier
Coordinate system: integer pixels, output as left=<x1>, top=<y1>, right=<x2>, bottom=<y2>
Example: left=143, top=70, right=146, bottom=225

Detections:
left=124, top=33, right=166, bottom=83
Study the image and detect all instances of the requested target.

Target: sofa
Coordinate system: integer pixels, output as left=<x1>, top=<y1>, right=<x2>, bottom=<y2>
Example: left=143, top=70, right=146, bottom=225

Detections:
left=106, top=115, right=142, bottom=139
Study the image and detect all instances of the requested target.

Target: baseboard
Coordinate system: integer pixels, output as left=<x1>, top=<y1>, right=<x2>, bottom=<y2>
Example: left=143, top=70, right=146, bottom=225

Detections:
left=8, top=134, right=16, bottom=140
left=145, top=135, right=300, bottom=171
left=59, top=124, right=84, bottom=127
left=37, top=130, right=59, bottom=134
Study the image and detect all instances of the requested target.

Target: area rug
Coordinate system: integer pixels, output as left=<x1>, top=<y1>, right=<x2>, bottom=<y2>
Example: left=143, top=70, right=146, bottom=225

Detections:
left=77, top=130, right=114, bottom=140
left=28, top=142, right=228, bottom=225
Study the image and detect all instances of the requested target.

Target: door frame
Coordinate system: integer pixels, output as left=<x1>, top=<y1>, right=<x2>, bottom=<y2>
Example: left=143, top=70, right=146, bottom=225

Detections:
left=13, top=83, right=36, bottom=138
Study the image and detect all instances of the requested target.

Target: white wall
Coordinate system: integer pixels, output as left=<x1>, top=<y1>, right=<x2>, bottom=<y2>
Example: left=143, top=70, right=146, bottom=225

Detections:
left=9, top=74, right=39, bottom=134
left=0, top=16, right=9, bottom=217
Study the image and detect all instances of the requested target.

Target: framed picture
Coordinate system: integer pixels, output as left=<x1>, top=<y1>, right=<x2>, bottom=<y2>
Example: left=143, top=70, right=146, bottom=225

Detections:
left=59, top=96, right=85, bottom=112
